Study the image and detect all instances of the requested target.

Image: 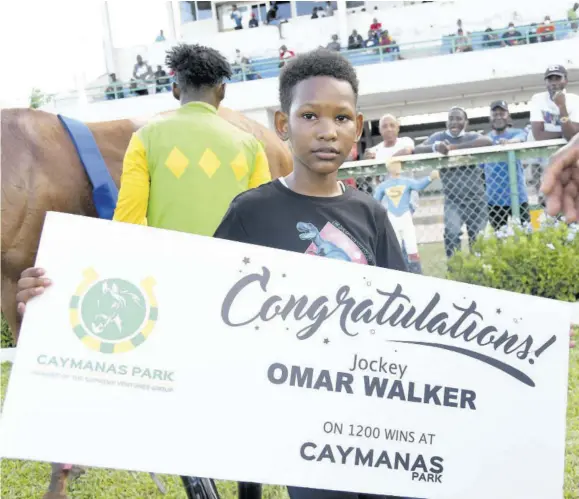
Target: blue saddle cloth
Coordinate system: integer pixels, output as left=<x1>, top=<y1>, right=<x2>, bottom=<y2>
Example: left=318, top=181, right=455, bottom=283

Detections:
left=58, top=114, right=119, bottom=220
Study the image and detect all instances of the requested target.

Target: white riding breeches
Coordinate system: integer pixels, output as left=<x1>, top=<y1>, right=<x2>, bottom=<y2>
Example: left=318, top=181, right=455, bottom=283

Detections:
left=389, top=211, right=419, bottom=255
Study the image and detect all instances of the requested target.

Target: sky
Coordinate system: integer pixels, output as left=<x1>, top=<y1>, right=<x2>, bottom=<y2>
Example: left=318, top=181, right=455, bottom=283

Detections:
left=0, top=1, right=169, bottom=108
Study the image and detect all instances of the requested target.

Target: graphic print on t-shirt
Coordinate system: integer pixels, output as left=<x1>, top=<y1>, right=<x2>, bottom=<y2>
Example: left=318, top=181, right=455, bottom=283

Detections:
left=296, top=221, right=368, bottom=264
left=542, top=110, right=561, bottom=127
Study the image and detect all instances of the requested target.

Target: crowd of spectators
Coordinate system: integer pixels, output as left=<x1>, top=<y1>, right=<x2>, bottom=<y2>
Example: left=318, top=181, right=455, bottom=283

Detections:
left=448, top=9, right=577, bottom=53
left=231, top=5, right=575, bottom=79
left=103, top=3, right=576, bottom=97
left=349, top=64, right=579, bottom=261
left=105, top=54, right=173, bottom=99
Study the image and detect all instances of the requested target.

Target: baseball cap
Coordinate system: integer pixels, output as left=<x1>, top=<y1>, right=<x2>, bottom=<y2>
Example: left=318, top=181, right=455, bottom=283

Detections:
left=490, top=100, right=509, bottom=111
left=544, top=64, right=567, bottom=78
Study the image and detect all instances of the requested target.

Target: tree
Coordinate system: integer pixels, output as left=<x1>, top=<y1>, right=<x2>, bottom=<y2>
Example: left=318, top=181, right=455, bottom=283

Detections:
left=29, top=88, right=52, bottom=109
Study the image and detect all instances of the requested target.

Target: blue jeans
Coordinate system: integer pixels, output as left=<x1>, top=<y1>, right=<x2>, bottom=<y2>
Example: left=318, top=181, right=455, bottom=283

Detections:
left=443, top=197, right=488, bottom=258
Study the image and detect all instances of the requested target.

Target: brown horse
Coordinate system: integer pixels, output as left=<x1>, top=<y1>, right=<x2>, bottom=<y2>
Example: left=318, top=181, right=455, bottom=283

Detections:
left=1, top=106, right=292, bottom=498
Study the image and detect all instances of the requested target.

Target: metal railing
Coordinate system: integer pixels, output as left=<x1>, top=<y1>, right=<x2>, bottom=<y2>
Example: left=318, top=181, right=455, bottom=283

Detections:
left=231, top=18, right=574, bottom=81
left=50, top=18, right=575, bottom=103
left=337, top=139, right=567, bottom=277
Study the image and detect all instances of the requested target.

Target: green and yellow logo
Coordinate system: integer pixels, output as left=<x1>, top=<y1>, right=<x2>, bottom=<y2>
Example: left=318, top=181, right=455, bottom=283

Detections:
left=69, top=268, right=158, bottom=354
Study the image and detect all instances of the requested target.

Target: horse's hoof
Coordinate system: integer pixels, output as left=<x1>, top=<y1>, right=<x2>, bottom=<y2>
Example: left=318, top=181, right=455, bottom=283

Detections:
left=42, top=493, right=69, bottom=499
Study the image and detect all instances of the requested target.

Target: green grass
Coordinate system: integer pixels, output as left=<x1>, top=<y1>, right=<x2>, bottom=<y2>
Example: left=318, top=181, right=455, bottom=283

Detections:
left=418, top=242, right=447, bottom=279
left=566, top=343, right=579, bottom=499
left=1, top=346, right=577, bottom=498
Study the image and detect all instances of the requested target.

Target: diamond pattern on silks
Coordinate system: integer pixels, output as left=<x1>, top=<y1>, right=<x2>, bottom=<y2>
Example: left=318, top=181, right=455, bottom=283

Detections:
left=198, top=148, right=221, bottom=178
left=230, top=151, right=249, bottom=181
left=165, top=147, right=190, bottom=179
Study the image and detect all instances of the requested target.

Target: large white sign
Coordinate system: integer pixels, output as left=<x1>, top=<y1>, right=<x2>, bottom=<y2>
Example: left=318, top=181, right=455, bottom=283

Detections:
left=0, top=212, right=572, bottom=499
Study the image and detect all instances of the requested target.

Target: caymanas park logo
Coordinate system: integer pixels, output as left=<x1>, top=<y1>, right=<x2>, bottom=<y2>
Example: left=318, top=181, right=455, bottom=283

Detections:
left=69, top=268, right=158, bottom=354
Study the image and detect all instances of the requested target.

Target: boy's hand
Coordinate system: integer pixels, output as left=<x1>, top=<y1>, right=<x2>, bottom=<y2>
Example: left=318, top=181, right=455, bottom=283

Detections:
left=430, top=170, right=440, bottom=180
left=16, top=267, right=52, bottom=316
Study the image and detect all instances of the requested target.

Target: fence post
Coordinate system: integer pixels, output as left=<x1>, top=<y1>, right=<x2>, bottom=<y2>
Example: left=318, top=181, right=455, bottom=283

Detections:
left=507, top=150, right=521, bottom=221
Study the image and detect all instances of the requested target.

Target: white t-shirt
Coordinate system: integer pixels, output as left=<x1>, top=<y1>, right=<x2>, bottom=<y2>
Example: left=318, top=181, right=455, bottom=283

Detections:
left=529, top=90, right=579, bottom=134
left=369, top=136, right=415, bottom=161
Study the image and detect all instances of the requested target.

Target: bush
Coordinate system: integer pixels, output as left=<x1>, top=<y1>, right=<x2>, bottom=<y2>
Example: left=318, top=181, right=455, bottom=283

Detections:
left=1, top=315, right=15, bottom=348
left=447, top=218, right=579, bottom=302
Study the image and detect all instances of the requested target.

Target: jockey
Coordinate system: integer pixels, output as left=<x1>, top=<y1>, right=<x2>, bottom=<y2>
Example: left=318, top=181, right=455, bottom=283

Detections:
left=113, top=43, right=272, bottom=235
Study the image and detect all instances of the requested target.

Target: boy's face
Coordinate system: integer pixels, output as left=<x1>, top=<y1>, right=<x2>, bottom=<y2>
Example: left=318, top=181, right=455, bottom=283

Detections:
left=275, top=76, right=363, bottom=176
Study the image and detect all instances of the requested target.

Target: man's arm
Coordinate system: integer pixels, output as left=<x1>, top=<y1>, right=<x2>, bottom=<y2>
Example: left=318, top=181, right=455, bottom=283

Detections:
left=391, top=136, right=415, bottom=157
left=112, top=133, right=150, bottom=225
left=507, top=129, right=528, bottom=143
left=561, top=118, right=579, bottom=142
left=531, top=121, right=562, bottom=141
left=449, top=134, right=493, bottom=150
left=249, top=141, right=272, bottom=188
left=553, top=93, right=579, bottom=141
left=413, top=134, right=438, bottom=154
left=529, top=94, right=562, bottom=141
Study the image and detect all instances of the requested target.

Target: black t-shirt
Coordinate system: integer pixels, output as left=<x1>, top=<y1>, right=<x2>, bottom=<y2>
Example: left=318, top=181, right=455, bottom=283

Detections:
left=213, top=180, right=407, bottom=271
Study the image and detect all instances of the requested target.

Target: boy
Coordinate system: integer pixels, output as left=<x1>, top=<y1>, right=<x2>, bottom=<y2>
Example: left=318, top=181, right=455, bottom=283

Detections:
left=213, top=49, right=407, bottom=278
left=374, top=160, right=439, bottom=274
left=213, top=48, right=412, bottom=499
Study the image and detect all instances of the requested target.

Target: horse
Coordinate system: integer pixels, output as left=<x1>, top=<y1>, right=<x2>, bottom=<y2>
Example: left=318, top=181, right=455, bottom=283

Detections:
left=0, top=105, right=293, bottom=499
left=1, top=106, right=292, bottom=343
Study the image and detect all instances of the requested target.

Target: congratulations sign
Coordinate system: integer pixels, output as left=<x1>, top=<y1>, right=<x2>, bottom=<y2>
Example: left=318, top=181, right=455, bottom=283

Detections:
left=0, top=212, right=571, bottom=499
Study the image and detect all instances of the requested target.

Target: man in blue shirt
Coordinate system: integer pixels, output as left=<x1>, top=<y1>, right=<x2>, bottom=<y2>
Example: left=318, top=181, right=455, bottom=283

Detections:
left=414, top=107, right=493, bottom=258
left=482, top=100, right=530, bottom=230
left=231, top=4, right=243, bottom=29
left=375, top=160, right=439, bottom=274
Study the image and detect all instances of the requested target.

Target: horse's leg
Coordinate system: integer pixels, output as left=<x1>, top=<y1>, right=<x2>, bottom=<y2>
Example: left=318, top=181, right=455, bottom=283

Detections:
left=42, top=463, right=71, bottom=499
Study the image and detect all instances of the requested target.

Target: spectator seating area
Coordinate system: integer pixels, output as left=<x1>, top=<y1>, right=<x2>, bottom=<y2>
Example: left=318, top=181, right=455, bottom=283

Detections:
left=64, top=0, right=578, bottom=103
left=230, top=18, right=574, bottom=82
left=83, top=17, right=575, bottom=102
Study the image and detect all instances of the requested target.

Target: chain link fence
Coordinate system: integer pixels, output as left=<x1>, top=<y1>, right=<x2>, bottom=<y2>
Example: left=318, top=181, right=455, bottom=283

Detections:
left=338, top=142, right=561, bottom=278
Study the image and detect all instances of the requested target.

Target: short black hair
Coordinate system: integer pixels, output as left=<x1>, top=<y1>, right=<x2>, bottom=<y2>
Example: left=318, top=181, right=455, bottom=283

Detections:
left=278, top=48, right=359, bottom=113
left=165, top=43, right=232, bottom=90
left=449, top=106, right=468, bottom=120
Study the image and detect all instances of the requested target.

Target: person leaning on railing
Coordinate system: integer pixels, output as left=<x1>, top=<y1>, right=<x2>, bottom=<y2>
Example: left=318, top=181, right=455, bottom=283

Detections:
left=364, top=114, right=414, bottom=161
left=529, top=65, right=579, bottom=143
left=413, top=107, right=493, bottom=259
left=482, top=100, right=530, bottom=230
left=501, top=22, right=524, bottom=46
